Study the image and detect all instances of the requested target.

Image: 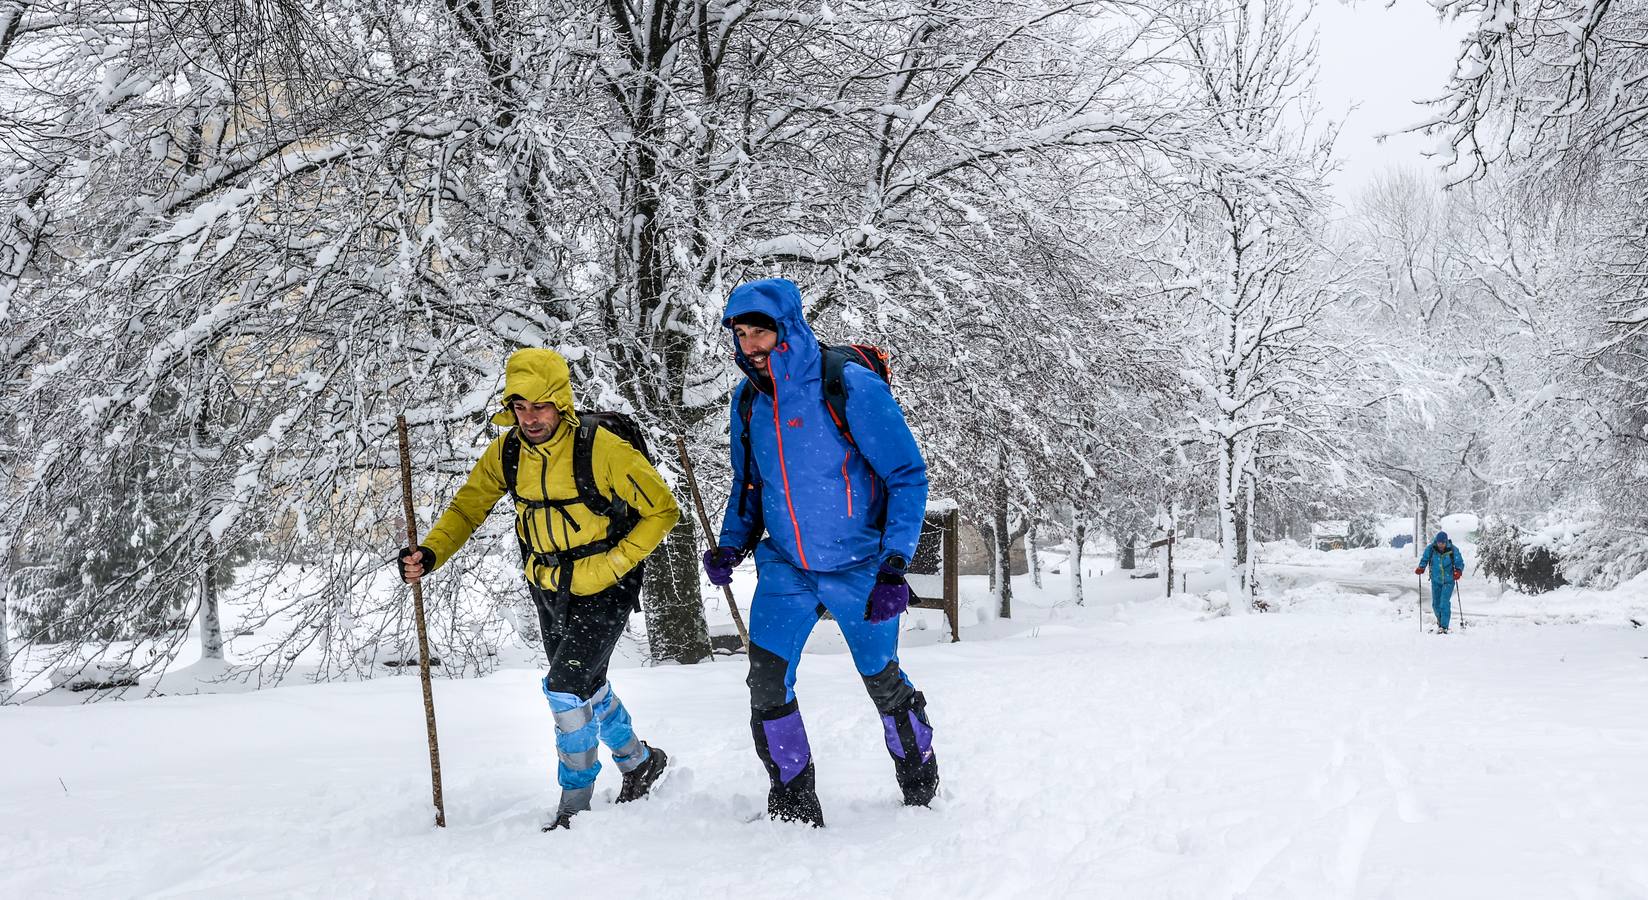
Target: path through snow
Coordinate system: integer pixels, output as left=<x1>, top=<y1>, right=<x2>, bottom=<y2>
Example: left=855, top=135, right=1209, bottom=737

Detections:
left=5, top=585, right=1646, bottom=899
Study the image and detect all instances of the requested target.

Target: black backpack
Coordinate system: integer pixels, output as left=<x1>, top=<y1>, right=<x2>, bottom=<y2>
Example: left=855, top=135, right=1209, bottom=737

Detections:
left=500, top=411, right=652, bottom=606
left=733, top=342, right=892, bottom=528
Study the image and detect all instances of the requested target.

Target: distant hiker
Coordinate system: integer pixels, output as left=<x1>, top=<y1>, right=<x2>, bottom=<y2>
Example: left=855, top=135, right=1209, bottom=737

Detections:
left=1415, top=530, right=1466, bottom=634
left=397, top=348, right=680, bottom=830
left=703, top=278, right=939, bottom=827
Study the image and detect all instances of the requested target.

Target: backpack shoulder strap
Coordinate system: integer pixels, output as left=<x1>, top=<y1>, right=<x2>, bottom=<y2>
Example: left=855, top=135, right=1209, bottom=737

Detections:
left=572, top=420, right=613, bottom=516
left=501, top=427, right=523, bottom=505
left=736, top=381, right=759, bottom=518
left=819, top=345, right=855, bottom=446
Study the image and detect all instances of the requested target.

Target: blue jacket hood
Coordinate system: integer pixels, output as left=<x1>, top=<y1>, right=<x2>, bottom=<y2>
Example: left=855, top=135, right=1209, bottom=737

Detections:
left=722, top=278, right=822, bottom=389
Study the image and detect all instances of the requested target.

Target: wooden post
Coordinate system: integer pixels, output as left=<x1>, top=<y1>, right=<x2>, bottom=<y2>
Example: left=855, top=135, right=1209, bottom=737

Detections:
left=1149, top=533, right=1176, bottom=599
left=674, top=436, right=749, bottom=650
left=943, top=508, right=960, bottom=643
left=1166, top=532, right=1175, bottom=599
left=395, top=416, right=446, bottom=828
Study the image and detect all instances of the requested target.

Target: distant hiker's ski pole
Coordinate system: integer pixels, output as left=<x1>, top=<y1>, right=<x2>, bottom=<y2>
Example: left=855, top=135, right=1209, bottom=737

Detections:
left=396, top=415, right=447, bottom=828
left=1418, top=571, right=1424, bottom=633
left=1455, top=579, right=1466, bottom=630
left=675, top=435, right=750, bottom=651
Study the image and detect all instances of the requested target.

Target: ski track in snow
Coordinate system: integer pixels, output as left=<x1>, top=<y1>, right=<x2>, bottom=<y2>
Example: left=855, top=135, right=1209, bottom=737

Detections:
left=4, top=572, right=1648, bottom=899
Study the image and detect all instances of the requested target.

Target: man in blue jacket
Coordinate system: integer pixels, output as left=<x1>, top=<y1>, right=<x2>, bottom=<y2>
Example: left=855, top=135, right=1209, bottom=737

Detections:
left=702, top=277, right=937, bottom=827
left=1416, top=530, right=1466, bottom=633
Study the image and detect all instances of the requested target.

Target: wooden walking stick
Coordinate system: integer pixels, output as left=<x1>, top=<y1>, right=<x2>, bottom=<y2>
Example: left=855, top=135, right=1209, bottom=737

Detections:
left=674, top=435, right=749, bottom=651
left=396, top=415, right=447, bottom=828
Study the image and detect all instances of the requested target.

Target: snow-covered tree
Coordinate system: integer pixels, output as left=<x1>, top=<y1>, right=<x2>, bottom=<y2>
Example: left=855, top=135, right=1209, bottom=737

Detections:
left=1150, top=0, right=1350, bottom=609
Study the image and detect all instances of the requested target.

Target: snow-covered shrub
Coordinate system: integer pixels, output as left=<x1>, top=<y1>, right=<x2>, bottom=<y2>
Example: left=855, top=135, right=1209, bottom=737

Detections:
left=1477, top=517, right=1567, bottom=594
left=1346, top=513, right=1381, bottom=549
left=1556, top=526, right=1648, bottom=591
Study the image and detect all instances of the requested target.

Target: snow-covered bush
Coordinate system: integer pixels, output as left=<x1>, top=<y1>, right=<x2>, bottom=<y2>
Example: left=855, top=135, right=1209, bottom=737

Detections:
left=1554, top=526, right=1648, bottom=591
left=1477, top=517, right=1567, bottom=594
left=1346, top=513, right=1382, bottom=549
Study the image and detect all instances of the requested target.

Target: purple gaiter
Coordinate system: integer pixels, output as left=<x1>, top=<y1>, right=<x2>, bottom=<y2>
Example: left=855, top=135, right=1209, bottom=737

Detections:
left=761, top=709, right=813, bottom=784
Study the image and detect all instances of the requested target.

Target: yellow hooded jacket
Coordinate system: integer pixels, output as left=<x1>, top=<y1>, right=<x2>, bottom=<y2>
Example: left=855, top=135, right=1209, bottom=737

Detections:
left=421, top=348, right=680, bottom=597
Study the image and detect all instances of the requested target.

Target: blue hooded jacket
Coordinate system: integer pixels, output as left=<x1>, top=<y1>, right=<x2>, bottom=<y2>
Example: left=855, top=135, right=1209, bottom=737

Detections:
left=716, top=278, right=928, bottom=572
left=1418, top=531, right=1465, bottom=584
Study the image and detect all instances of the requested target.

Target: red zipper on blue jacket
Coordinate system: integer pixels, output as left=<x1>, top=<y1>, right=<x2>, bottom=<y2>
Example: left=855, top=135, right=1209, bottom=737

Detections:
left=841, top=450, right=854, bottom=519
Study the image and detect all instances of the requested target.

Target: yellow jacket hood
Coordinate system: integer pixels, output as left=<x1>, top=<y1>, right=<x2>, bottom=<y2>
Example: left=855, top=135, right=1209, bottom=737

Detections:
left=490, top=348, right=580, bottom=428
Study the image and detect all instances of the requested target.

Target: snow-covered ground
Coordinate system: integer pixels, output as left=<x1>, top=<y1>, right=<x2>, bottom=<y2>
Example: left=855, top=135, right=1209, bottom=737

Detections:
left=4, top=547, right=1647, bottom=898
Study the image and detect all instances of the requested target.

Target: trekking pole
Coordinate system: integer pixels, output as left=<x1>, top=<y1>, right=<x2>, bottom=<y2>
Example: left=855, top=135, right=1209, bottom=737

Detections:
left=674, top=436, right=750, bottom=651
left=1417, top=570, right=1424, bottom=633
left=1455, top=578, right=1466, bottom=630
left=395, top=415, right=447, bottom=828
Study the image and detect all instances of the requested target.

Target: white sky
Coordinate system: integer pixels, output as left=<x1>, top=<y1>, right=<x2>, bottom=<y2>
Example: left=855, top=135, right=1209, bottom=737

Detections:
left=1307, top=0, right=1468, bottom=207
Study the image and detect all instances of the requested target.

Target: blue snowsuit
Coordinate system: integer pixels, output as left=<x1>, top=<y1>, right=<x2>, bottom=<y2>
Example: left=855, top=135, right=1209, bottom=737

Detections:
left=1419, top=533, right=1466, bottom=630
left=717, top=278, right=936, bottom=806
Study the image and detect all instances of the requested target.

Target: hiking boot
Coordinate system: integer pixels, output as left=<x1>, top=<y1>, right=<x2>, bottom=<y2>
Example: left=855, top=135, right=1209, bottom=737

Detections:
left=541, top=811, right=575, bottom=832
left=897, top=752, right=940, bottom=807
left=540, top=784, right=593, bottom=832
left=768, top=765, right=825, bottom=827
left=615, top=744, right=668, bottom=803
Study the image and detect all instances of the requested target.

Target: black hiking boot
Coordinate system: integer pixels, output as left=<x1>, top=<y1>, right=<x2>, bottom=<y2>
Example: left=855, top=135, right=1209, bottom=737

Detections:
left=540, top=784, right=593, bottom=832
left=768, top=764, right=825, bottom=827
left=541, top=811, right=575, bottom=831
left=616, top=744, right=668, bottom=803
left=896, top=752, right=940, bottom=807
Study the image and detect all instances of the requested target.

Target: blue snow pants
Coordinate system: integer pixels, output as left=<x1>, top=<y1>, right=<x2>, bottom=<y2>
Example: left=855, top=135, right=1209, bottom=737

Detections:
left=745, top=539, right=935, bottom=790
left=746, top=540, right=912, bottom=705
left=1431, top=578, right=1455, bottom=631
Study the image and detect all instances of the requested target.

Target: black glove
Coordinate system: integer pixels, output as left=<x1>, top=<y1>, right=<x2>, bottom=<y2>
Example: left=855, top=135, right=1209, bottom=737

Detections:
left=397, top=545, right=436, bottom=583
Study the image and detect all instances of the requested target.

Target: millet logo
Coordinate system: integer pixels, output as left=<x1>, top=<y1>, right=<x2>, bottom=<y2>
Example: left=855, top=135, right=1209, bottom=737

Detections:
left=787, top=417, right=803, bottom=429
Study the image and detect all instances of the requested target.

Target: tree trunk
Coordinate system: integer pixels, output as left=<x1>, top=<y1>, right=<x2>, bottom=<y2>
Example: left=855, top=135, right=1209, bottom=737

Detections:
left=1120, top=533, right=1136, bottom=570
left=642, top=514, right=713, bottom=664
left=603, top=2, right=713, bottom=666
left=1218, top=436, right=1246, bottom=613
left=1027, top=520, right=1042, bottom=589
left=982, top=521, right=997, bottom=595
left=0, top=539, right=11, bottom=693
left=993, top=462, right=1012, bottom=619
left=1071, top=522, right=1085, bottom=607
left=199, top=563, right=223, bottom=660
left=1243, top=471, right=1258, bottom=602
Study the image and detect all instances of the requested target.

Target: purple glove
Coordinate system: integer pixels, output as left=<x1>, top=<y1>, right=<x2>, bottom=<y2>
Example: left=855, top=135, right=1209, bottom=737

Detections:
left=865, top=556, right=910, bottom=623
left=702, top=547, right=743, bottom=586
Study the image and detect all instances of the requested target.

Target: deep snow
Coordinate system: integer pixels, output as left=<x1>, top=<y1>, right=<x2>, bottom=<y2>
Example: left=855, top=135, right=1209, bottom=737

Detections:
left=4, top=547, right=1647, bottom=899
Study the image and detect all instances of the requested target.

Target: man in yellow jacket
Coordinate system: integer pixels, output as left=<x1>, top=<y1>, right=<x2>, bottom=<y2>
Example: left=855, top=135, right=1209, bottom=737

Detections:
left=398, top=348, right=680, bottom=830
